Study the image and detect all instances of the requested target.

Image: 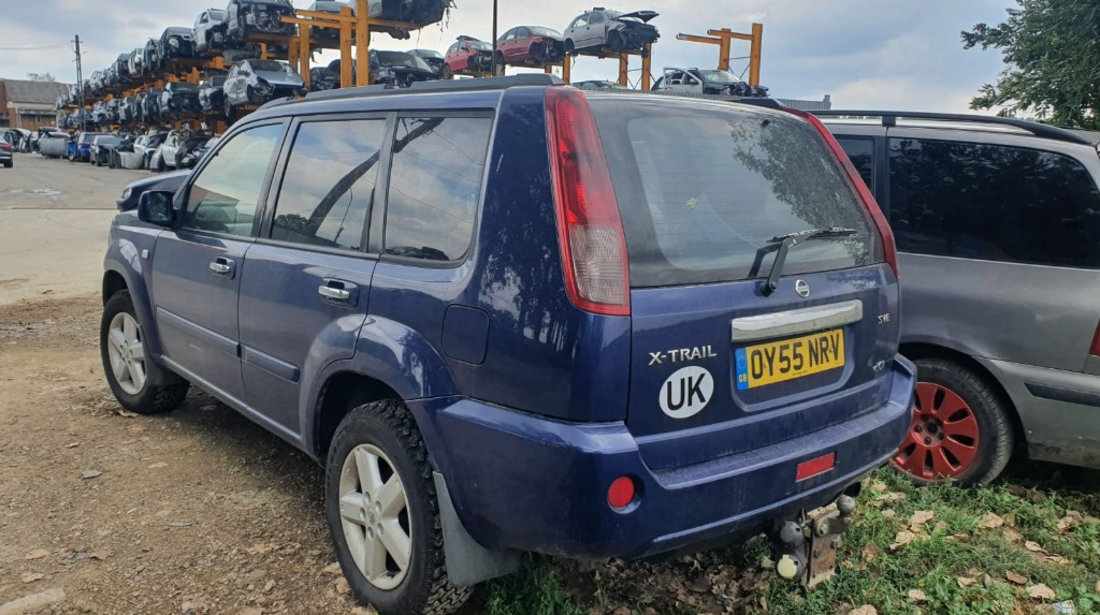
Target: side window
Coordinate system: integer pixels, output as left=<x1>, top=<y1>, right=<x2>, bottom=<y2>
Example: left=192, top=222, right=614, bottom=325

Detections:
left=270, top=119, right=386, bottom=251
left=183, top=123, right=283, bottom=236
left=590, top=12, right=605, bottom=24
left=383, top=116, right=493, bottom=261
left=835, top=137, right=875, bottom=191
left=571, top=15, right=587, bottom=28
left=888, top=137, right=1100, bottom=267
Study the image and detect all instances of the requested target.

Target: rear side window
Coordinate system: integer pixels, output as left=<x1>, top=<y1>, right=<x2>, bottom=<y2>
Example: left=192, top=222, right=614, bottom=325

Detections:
left=270, top=118, right=386, bottom=251
left=836, top=137, right=875, bottom=191
left=383, top=116, right=492, bottom=261
left=888, top=138, right=1100, bottom=268
left=592, top=98, right=879, bottom=287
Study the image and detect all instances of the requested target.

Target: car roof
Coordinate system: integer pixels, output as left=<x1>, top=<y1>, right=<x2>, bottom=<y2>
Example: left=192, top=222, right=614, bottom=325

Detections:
left=816, top=110, right=1093, bottom=146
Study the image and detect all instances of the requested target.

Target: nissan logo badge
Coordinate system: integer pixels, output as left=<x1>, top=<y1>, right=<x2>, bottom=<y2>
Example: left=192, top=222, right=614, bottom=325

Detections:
left=795, top=280, right=811, bottom=298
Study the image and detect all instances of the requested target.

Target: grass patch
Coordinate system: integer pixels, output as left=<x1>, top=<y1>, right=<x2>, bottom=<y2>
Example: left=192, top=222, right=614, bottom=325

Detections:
left=476, top=462, right=1099, bottom=614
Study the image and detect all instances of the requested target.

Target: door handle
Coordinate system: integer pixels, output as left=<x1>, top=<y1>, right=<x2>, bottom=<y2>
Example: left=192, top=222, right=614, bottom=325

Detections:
left=209, top=257, right=235, bottom=277
left=318, top=285, right=350, bottom=301
left=318, top=279, right=358, bottom=306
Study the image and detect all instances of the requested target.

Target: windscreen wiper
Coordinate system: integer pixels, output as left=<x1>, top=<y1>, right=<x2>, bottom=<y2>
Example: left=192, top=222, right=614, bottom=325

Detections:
left=762, top=227, right=858, bottom=296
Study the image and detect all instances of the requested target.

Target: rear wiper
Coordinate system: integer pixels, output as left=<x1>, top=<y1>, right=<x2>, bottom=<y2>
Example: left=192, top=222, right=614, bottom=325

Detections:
left=762, top=227, right=857, bottom=296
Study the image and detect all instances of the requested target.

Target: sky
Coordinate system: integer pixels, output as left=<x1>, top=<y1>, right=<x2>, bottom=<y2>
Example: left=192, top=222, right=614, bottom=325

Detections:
left=0, top=0, right=1016, bottom=112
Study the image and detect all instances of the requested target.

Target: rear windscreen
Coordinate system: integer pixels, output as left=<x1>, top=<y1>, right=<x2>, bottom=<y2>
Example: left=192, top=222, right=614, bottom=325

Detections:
left=590, top=97, right=881, bottom=287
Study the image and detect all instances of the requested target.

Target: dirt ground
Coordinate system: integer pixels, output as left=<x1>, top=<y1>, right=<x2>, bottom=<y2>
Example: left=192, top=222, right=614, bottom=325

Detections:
left=0, top=157, right=365, bottom=614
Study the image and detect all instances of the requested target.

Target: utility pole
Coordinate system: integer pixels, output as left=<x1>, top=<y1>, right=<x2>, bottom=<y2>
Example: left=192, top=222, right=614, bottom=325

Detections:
left=73, top=34, right=85, bottom=132
left=491, top=0, right=499, bottom=76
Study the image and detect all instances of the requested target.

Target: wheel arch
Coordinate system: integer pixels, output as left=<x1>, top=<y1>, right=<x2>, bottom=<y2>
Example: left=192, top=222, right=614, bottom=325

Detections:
left=311, top=370, right=401, bottom=461
left=900, top=342, right=1027, bottom=454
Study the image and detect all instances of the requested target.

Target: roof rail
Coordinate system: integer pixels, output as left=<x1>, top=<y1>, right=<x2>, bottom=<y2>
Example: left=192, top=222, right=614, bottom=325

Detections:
left=302, top=74, right=563, bottom=103
left=811, top=110, right=1092, bottom=146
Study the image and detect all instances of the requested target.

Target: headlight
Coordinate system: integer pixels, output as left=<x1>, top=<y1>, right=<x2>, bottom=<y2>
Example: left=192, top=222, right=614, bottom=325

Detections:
left=121, top=188, right=133, bottom=200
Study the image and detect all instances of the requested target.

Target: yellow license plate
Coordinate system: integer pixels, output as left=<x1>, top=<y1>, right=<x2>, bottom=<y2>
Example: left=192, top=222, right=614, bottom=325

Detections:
left=735, top=329, right=845, bottom=390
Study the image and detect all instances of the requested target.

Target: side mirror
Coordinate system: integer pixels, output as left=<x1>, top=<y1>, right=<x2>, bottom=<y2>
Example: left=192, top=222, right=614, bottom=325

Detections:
left=138, top=191, right=175, bottom=226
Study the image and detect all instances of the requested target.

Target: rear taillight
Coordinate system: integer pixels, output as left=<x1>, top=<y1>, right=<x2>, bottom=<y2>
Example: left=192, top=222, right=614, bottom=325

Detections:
left=0, top=143, right=10, bottom=152
left=1090, top=320, right=1100, bottom=356
left=545, top=87, right=630, bottom=316
left=789, top=108, right=899, bottom=279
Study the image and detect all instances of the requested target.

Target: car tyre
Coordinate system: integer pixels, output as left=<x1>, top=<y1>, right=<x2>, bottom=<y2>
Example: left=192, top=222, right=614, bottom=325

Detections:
left=892, top=358, right=1014, bottom=486
left=325, top=399, right=473, bottom=615
left=564, top=39, right=575, bottom=55
left=100, top=290, right=189, bottom=416
left=155, top=153, right=165, bottom=173
left=440, top=65, right=453, bottom=80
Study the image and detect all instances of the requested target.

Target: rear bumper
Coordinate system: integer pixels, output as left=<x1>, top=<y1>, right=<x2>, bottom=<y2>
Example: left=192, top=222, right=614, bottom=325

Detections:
left=422, top=355, right=915, bottom=560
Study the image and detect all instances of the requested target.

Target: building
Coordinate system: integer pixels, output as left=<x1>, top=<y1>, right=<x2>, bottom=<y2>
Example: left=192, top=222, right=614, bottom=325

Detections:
left=0, top=79, right=71, bottom=131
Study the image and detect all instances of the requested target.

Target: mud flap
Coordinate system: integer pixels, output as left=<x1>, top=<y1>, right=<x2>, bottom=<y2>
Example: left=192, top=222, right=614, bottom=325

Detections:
left=433, top=472, right=520, bottom=586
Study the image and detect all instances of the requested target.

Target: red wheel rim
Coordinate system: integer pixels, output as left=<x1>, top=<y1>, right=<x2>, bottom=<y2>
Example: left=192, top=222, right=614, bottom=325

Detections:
left=892, top=382, right=981, bottom=479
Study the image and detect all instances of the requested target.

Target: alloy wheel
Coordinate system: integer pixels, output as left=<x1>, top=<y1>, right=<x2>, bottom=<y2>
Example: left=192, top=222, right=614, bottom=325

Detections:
left=106, top=312, right=146, bottom=396
left=892, top=382, right=980, bottom=479
left=338, top=444, right=412, bottom=591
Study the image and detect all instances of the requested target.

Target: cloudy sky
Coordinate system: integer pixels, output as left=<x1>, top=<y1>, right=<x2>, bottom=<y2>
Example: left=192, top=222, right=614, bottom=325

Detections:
left=0, top=0, right=1014, bottom=111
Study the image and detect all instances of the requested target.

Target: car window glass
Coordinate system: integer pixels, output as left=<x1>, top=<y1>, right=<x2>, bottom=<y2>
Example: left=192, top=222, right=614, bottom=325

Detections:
left=384, top=116, right=492, bottom=261
left=271, top=119, right=386, bottom=251
left=836, top=137, right=875, bottom=191
left=183, top=123, right=283, bottom=237
left=572, top=16, right=587, bottom=28
left=517, top=27, right=528, bottom=37
left=888, top=138, right=1100, bottom=267
left=592, top=98, right=879, bottom=287
left=590, top=12, right=604, bottom=23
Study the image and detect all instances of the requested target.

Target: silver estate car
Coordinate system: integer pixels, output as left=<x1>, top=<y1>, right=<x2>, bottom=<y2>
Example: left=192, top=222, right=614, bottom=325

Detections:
left=822, top=111, right=1100, bottom=485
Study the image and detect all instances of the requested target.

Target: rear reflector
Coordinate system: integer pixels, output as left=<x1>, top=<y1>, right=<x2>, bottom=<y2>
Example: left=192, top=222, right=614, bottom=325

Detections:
left=795, top=452, right=836, bottom=482
left=607, top=476, right=636, bottom=510
left=1090, top=320, right=1100, bottom=356
left=790, top=109, right=899, bottom=279
left=545, top=86, right=630, bottom=316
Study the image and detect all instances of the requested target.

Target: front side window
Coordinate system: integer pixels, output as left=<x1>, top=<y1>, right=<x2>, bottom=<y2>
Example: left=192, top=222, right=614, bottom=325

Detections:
left=270, top=119, right=386, bottom=250
left=383, top=116, right=492, bottom=261
left=888, top=138, right=1100, bottom=267
left=183, top=123, right=283, bottom=236
left=836, top=137, right=875, bottom=191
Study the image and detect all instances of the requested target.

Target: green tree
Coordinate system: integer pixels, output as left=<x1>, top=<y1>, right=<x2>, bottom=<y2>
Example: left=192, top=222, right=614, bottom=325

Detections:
left=962, top=0, right=1100, bottom=129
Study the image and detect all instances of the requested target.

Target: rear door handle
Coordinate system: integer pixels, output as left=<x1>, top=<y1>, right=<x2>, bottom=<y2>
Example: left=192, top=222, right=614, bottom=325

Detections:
left=209, top=257, right=235, bottom=278
left=318, top=279, right=358, bottom=307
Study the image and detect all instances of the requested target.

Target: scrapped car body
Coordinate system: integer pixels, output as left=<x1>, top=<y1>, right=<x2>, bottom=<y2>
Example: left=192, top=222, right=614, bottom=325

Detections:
left=149, top=130, right=185, bottom=171
left=443, top=35, right=493, bottom=77
left=224, top=59, right=306, bottom=110
left=199, top=75, right=228, bottom=115
left=100, top=75, right=914, bottom=615
left=160, top=82, right=203, bottom=119
left=0, top=140, right=11, bottom=169
left=119, top=96, right=137, bottom=125
left=143, top=88, right=164, bottom=122
left=653, top=67, right=769, bottom=98
left=194, top=9, right=230, bottom=54
left=497, top=26, right=565, bottom=64
left=823, top=111, right=1100, bottom=482
left=143, top=38, right=161, bottom=71
left=306, top=1, right=354, bottom=43
left=309, top=59, right=344, bottom=91
left=369, top=50, right=437, bottom=87
left=38, top=132, right=72, bottom=159
left=158, top=27, right=197, bottom=63
left=136, top=133, right=169, bottom=169
left=408, top=49, right=445, bottom=76
left=91, top=135, right=123, bottom=167
left=127, top=48, right=146, bottom=79
left=564, top=8, right=659, bottom=55
left=226, top=0, right=297, bottom=40
left=573, top=79, right=630, bottom=91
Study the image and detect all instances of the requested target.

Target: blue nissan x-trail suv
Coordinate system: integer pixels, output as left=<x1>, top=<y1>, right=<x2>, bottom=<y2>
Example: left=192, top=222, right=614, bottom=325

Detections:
left=100, top=75, right=916, bottom=615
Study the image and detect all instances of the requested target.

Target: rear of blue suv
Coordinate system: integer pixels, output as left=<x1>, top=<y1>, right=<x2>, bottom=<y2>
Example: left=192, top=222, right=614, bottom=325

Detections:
left=101, top=77, right=915, bottom=615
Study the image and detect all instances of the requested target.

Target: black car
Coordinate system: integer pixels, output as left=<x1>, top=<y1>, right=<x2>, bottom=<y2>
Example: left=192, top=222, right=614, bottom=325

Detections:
left=309, top=58, right=347, bottom=91
left=306, top=1, right=350, bottom=43
left=160, top=82, right=202, bottom=119
left=143, top=88, right=164, bottom=121
left=199, top=75, right=228, bottom=115
left=158, top=27, right=197, bottom=63
left=370, top=50, right=437, bottom=87
left=226, top=0, right=297, bottom=41
left=90, top=135, right=122, bottom=167
left=143, top=38, right=161, bottom=71
left=119, top=97, right=137, bottom=125
left=408, top=49, right=445, bottom=76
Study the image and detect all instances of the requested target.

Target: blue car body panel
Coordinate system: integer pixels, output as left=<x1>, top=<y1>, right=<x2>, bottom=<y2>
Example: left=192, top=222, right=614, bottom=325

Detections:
left=103, top=82, right=916, bottom=561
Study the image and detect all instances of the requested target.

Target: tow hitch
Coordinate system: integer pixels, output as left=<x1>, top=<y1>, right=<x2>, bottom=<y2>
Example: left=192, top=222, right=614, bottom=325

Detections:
left=770, top=493, right=856, bottom=588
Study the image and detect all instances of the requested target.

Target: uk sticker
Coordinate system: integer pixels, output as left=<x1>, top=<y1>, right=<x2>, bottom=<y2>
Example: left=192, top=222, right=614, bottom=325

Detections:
left=659, top=366, right=714, bottom=419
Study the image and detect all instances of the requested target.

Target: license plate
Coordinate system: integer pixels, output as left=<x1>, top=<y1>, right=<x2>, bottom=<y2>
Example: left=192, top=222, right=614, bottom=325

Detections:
left=735, top=329, right=845, bottom=390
